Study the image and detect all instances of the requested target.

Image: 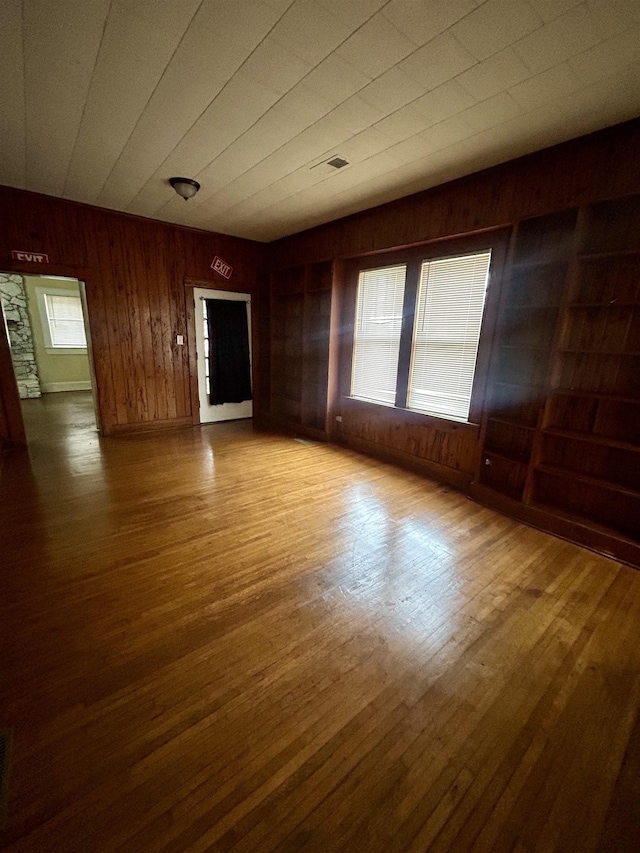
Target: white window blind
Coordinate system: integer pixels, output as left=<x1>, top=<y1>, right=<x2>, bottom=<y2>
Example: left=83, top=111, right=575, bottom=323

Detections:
left=408, top=251, right=491, bottom=422
left=44, top=293, right=87, bottom=348
left=351, top=264, right=406, bottom=405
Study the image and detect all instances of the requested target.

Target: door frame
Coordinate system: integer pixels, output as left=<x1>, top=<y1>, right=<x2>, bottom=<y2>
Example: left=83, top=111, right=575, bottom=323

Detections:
left=184, top=277, right=253, bottom=426
left=0, top=263, right=100, bottom=445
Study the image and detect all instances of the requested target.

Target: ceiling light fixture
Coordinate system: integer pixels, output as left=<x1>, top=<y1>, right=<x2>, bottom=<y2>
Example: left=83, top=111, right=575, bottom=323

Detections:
left=169, top=177, right=201, bottom=200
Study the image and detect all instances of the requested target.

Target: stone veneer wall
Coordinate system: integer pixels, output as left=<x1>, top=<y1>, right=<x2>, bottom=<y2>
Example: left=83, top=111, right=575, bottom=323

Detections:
left=0, top=272, right=41, bottom=398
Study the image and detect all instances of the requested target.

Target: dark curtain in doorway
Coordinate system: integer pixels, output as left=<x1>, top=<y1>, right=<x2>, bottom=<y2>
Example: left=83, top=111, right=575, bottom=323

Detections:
left=205, top=298, right=252, bottom=405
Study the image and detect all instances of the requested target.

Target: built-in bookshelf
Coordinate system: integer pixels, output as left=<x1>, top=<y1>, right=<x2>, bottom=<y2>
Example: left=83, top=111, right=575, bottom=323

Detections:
left=477, top=195, right=640, bottom=561
left=269, top=261, right=333, bottom=437
left=479, top=210, right=577, bottom=500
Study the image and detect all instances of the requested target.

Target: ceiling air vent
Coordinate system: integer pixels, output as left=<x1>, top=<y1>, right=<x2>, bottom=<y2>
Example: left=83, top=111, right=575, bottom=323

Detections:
left=310, top=156, right=351, bottom=175
left=326, top=157, right=349, bottom=169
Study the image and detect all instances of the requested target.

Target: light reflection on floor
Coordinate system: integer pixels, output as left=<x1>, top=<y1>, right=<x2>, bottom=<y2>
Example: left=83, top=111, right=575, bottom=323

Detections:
left=323, top=481, right=468, bottom=651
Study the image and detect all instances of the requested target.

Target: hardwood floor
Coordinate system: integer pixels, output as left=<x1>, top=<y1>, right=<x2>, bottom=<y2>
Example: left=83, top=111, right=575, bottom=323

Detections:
left=1, top=393, right=639, bottom=852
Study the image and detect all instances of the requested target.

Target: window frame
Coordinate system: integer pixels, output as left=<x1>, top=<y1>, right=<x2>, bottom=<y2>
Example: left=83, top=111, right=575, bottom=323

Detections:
left=344, top=230, right=507, bottom=430
left=35, top=286, right=88, bottom=354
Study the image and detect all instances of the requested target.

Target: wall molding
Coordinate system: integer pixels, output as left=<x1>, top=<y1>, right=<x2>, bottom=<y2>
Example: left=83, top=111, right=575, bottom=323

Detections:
left=41, top=381, right=92, bottom=393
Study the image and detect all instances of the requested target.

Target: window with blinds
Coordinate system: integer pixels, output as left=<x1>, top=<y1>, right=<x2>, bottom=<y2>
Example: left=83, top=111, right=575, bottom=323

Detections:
left=351, top=264, right=406, bottom=405
left=408, top=251, right=491, bottom=421
left=350, top=249, right=492, bottom=423
left=44, top=293, right=87, bottom=348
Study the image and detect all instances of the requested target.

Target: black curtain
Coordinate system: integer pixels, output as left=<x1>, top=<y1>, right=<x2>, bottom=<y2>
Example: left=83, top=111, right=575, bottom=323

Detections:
left=206, top=299, right=252, bottom=405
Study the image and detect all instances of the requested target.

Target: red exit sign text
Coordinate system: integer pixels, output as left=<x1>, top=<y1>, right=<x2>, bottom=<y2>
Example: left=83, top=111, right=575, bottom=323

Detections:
left=11, top=250, right=50, bottom=263
left=211, top=256, right=233, bottom=279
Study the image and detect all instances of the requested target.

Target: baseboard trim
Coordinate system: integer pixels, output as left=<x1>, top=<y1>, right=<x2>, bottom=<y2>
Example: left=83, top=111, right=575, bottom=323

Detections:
left=41, top=381, right=92, bottom=393
left=335, top=430, right=472, bottom=491
left=108, top=416, right=193, bottom=436
left=468, top=483, right=640, bottom=569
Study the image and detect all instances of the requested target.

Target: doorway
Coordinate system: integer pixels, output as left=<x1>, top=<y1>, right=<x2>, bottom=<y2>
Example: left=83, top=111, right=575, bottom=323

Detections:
left=0, top=271, right=100, bottom=442
left=193, top=287, right=252, bottom=424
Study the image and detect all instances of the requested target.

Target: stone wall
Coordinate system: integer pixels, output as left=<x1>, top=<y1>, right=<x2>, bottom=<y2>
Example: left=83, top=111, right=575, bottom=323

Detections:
left=0, top=273, right=41, bottom=398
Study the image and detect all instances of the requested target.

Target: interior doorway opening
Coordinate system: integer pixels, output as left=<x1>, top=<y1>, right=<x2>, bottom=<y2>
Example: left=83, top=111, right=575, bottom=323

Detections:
left=0, top=271, right=100, bottom=444
left=193, top=287, right=253, bottom=424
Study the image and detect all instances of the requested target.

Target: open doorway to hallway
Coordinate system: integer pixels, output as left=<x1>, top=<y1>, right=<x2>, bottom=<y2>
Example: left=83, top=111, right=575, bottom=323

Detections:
left=0, top=271, right=99, bottom=443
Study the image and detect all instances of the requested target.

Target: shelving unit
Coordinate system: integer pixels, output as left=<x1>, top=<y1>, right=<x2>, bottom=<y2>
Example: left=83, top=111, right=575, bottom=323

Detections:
left=269, top=261, right=333, bottom=437
left=479, top=210, right=577, bottom=500
left=473, top=197, right=640, bottom=562
left=529, top=195, right=640, bottom=544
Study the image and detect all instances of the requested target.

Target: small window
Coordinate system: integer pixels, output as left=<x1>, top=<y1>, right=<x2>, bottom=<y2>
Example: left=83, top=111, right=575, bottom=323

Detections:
left=351, top=264, right=406, bottom=405
left=37, top=289, right=87, bottom=350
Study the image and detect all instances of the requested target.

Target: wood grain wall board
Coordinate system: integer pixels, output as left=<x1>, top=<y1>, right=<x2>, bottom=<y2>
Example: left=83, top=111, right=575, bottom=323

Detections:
left=0, top=186, right=266, bottom=435
left=0, top=309, right=25, bottom=447
left=339, top=399, right=478, bottom=476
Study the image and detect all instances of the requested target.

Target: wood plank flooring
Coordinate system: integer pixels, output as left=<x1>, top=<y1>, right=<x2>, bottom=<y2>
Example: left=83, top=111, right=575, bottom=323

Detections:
left=1, top=392, right=639, bottom=852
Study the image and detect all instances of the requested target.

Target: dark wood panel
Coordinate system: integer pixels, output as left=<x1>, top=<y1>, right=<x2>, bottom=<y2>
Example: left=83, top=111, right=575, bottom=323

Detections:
left=0, top=310, right=25, bottom=447
left=0, top=186, right=265, bottom=436
left=339, top=398, right=478, bottom=477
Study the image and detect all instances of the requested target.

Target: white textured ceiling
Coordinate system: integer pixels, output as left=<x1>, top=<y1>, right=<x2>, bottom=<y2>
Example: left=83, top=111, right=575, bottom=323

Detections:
left=2, top=0, right=640, bottom=241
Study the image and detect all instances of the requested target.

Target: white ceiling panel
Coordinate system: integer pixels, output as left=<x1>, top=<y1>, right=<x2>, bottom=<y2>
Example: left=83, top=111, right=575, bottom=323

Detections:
left=400, top=32, right=477, bottom=91
left=456, top=48, right=532, bottom=101
left=383, top=0, right=479, bottom=46
left=270, top=0, right=355, bottom=64
left=509, top=63, right=582, bottom=110
left=586, top=0, right=640, bottom=39
left=452, top=0, right=543, bottom=61
left=336, top=14, right=419, bottom=78
left=63, top=1, right=199, bottom=202
left=0, top=0, right=26, bottom=187
left=2, top=0, right=639, bottom=240
left=528, top=0, right=583, bottom=24
left=314, top=0, right=389, bottom=31
left=513, top=4, right=600, bottom=74
left=411, top=81, right=477, bottom=124
left=23, top=0, right=111, bottom=196
left=569, top=26, right=640, bottom=84
left=358, top=67, right=426, bottom=114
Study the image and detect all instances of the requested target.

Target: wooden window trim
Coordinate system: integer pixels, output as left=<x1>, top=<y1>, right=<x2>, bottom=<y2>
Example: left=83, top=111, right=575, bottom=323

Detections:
left=342, top=229, right=509, bottom=426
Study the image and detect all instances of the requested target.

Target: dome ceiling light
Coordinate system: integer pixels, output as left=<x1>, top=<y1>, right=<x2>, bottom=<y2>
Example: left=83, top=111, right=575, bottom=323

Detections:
left=169, top=177, right=201, bottom=200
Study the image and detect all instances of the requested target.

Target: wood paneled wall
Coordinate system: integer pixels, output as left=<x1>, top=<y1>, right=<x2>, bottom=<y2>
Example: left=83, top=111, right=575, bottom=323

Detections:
left=0, top=187, right=266, bottom=436
left=264, top=118, right=640, bottom=566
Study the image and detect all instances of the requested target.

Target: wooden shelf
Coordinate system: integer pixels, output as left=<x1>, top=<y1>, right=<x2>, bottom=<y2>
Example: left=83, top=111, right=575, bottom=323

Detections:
left=543, top=427, right=640, bottom=454
left=505, top=302, right=562, bottom=310
left=500, top=345, right=550, bottom=351
left=550, top=388, right=640, bottom=405
left=536, top=464, right=640, bottom=500
left=495, top=380, right=545, bottom=391
left=511, top=259, right=560, bottom=269
left=568, top=301, right=640, bottom=308
left=488, top=416, right=536, bottom=431
left=578, top=249, right=640, bottom=259
left=484, top=449, right=528, bottom=467
left=529, top=500, right=640, bottom=548
left=559, top=349, right=640, bottom=356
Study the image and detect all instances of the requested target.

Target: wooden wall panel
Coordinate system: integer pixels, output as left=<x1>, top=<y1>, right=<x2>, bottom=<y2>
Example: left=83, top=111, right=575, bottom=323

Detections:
left=0, top=312, right=25, bottom=448
left=0, top=187, right=265, bottom=435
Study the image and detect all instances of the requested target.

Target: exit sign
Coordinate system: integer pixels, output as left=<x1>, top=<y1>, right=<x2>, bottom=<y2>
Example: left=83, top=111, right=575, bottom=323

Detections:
left=211, top=256, right=233, bottom=279
left=12, top=250, right=50, bottom=263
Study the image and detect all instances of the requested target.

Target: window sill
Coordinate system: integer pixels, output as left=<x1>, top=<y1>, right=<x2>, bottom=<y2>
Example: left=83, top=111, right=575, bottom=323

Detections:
left=343, top=396, right=480, bottom=436
left=45, top=347, right=87, bottom=356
